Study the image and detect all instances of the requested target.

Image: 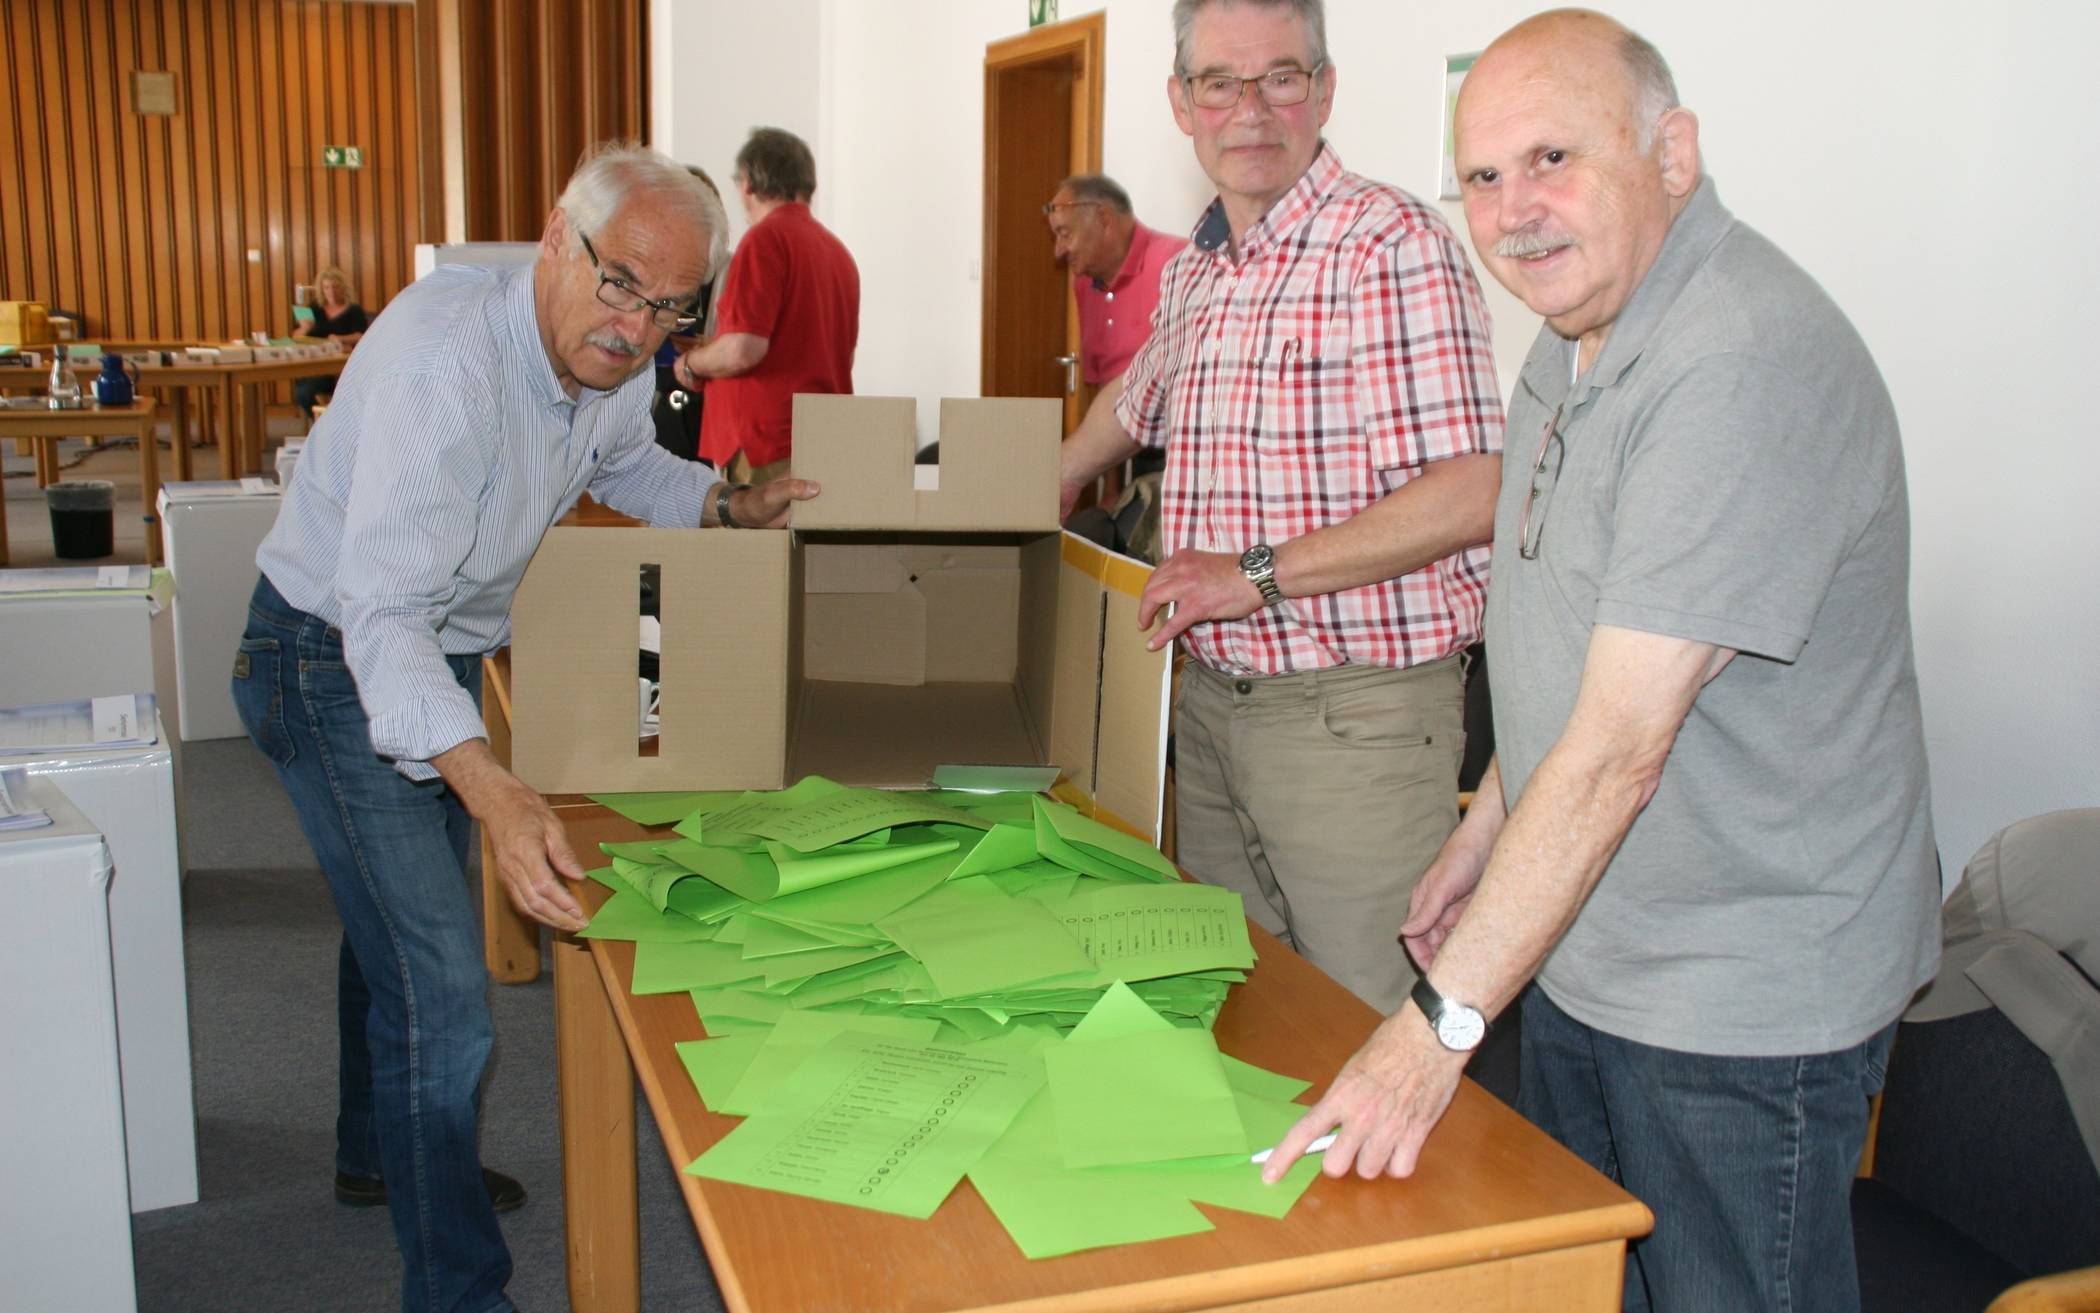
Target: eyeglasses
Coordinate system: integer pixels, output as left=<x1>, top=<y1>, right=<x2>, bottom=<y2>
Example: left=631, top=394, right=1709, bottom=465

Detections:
left=1518, top=402, right=1567, bottom=561
left=577, top=229, right=698, bottom=333
left=1180, top=61, right=1326, bottom=111
left=1041, top=199, right=1102, bottom=216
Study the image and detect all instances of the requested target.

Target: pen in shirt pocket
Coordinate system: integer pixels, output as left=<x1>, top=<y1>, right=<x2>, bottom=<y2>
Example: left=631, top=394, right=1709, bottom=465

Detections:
left=1278, top=336, right=1301, bottom=379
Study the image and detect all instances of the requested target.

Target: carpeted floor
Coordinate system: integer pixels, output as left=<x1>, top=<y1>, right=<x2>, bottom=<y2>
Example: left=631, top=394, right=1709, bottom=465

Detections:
left=134, top=738, right=724, bottom=1312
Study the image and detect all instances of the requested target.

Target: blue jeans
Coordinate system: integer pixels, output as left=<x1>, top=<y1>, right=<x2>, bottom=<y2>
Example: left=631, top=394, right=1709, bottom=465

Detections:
left=232, top=574, right=513, bottom=1313
left=1519, top=985, right=1894, bottom=1313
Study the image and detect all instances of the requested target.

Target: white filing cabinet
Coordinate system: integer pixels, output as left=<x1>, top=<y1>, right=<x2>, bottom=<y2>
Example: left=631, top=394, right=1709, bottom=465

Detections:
left=25, top=714, right=198, bottom=1211
left=0, top=780, right=138, bottom=1313
left=158, top=480, right=281, bottom=741
left=0, top=571, right=180, bottom=746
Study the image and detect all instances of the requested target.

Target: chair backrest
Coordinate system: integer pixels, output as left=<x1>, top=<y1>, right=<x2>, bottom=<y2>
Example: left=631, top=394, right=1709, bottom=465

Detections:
left=1877, top=809, right=2100, bottom=1279
left=1873, top=1003, right=2100, bottom=1280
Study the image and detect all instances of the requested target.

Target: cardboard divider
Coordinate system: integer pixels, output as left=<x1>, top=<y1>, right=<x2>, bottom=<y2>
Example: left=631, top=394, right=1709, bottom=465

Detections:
left=791, top=395, right=1061, bottom=531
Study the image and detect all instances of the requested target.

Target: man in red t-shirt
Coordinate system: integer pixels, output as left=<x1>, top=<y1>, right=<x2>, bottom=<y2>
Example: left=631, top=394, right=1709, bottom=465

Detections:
left=678, top=127, right=860, bottom=483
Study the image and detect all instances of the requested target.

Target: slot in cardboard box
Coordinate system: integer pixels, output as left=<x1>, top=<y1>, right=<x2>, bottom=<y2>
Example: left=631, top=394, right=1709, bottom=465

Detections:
left=507, top=397, right=1171, bottom=838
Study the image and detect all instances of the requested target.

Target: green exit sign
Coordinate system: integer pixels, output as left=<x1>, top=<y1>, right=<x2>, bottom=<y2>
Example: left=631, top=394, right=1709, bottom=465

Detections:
left=320, top=145, right=364, bottom=169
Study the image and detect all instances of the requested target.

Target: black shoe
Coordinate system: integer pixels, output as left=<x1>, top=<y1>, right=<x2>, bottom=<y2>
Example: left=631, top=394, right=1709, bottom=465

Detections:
left=334, top=1167, right=527, bottom=1214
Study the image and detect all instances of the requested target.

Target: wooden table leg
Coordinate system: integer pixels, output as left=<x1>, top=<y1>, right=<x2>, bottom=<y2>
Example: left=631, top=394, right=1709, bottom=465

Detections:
left=479, top=677, right=542, bottom=983
left=170, top=390, right=193, bottom=483
left=244, top=381, right=265, bottom=476
left=554, top=933, right=640, bottom=1313
left=33, top=435, right=57, bottom=487
left=137, top=411, right=161, bottom=566
left=217, top=378, right=238, bottom=479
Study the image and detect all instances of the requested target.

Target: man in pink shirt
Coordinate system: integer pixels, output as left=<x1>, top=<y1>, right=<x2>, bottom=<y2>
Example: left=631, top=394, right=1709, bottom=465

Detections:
left=1045, top=174, right=1186, bottom=389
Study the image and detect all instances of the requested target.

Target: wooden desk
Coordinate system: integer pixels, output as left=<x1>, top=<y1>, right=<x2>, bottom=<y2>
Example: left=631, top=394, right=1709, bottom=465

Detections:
left=0, top=399, right=161, bottom=566
left=127, top=355, right=346, bottom=480
left=550, top=802, right=1651, bottom=1313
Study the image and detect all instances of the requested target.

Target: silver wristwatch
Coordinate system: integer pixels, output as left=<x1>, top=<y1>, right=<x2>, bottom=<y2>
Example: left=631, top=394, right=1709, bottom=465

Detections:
left=714, top=480, right=752, bottom=528
left=1411, top=975, right=1486, bottom=1052
left=1239, top=543, right=1283, bottom=607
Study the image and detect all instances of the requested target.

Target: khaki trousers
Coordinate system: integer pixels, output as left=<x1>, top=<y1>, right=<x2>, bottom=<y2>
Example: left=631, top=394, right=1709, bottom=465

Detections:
left=1174, top=657, right=1466, bottom=1013
left=726, top=452, right=791, bottom=485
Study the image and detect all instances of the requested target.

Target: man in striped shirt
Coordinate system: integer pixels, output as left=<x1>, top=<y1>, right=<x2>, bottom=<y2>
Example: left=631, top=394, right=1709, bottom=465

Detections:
left=238, top=145, right=816, bottom=1313
left=1058, top=0, right=1505, bottom=1014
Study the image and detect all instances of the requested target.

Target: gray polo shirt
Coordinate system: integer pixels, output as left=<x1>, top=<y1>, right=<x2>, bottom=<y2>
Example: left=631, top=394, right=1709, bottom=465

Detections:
left=1486, top=179, right=1940, bottom=1056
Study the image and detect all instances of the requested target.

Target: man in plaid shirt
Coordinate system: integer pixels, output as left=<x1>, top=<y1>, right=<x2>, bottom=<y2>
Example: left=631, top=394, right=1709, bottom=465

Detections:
left=1058, top=0, right=1504, bottom=1013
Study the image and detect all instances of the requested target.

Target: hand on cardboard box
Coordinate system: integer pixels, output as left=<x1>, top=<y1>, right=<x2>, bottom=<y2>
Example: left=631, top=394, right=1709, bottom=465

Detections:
left=729, top=478, right=821, bottom=529
left=1136, top=547, right=1266, bottom=651
left=432, top=738, right=589, bottom=930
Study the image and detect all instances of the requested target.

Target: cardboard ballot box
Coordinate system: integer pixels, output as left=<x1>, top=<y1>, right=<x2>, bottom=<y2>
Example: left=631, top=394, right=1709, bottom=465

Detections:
left=508, top=397, right=1171, bottom=838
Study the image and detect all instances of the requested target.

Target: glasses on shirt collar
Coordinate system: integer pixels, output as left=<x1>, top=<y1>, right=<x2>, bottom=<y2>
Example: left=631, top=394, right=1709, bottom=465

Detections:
left=576, top=229, right=700, bottom=334
left=1519, top=400, right=1569, bottom=561
left=1180, top=61, right=1326, bottom=111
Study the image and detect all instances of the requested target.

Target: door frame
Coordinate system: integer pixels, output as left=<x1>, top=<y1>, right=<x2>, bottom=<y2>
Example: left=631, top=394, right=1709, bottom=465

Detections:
left=982, top=12, right=1104, bottom=431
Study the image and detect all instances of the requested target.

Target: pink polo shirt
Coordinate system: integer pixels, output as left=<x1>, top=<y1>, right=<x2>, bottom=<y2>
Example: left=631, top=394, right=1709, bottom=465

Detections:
left=1074, top=222, right=1185, bottom=387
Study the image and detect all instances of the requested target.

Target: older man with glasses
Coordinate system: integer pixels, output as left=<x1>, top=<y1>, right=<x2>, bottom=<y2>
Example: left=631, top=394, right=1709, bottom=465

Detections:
left=1264, top=13, right=1937, bottom=1313
left=239, top=142, right=817, bottom=1313
left=1059, top=0, right=1505, bottom=1017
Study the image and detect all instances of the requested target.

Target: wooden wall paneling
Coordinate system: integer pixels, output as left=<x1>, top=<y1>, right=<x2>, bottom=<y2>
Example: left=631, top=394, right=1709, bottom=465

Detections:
left=32, top=5, right=79, bottom=321
left=233, top=2, right=264, bottom=339
left=134, top=1, right=173, bottom=337
left=255, top=0, right=288, bottom=335
left=209, top=1, right=245, bottom=342
left=286, top=1, right=316, bottom=303
left=112, top=0, right=151, bottom=334
left=1, top=5, right=34, bottom=302
left=372, top=11, right=401, bottom=299
left=69, top=0, right=111, bottom=336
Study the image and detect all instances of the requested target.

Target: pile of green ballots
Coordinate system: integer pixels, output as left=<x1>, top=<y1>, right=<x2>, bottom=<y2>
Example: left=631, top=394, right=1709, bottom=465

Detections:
left=581, top=776, right=1329, bottom=1258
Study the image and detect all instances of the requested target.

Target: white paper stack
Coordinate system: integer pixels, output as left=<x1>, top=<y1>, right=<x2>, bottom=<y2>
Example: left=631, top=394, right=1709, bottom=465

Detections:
left=0, top=694, right=160, bottom=755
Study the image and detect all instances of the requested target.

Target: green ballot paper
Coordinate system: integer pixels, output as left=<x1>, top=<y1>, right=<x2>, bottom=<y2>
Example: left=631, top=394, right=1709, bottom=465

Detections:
left=687, top=1031, right=1045, bottom=1218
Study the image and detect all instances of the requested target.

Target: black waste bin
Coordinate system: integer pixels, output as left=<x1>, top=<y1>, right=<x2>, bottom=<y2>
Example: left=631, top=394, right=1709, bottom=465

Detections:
left=46, top=479, right=116, bottom=559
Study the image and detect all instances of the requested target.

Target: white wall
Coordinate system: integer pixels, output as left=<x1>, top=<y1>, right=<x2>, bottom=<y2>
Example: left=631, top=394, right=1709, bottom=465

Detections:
left=656, top=0, right=2100, bottom=876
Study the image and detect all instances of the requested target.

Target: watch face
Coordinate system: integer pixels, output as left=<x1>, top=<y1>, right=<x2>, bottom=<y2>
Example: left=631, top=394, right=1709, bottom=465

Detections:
left=1241, top=544, right=1274, bottom=573
left=1435, top=1005, right=1487, bottom=1051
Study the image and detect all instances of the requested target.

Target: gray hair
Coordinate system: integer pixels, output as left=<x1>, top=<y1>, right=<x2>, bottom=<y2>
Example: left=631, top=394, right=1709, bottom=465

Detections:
left=555, top=141, right=729, bottom=283
left=1619, top=25, right=1680, bottom=150
left=1171, top=0, right=1328, bottom=75
left=1055, top=173, right=1133, bottom=216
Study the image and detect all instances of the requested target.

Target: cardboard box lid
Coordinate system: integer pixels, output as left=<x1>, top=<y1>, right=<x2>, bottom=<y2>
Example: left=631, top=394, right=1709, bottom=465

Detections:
left=790, top=395, right=1061, bottom=532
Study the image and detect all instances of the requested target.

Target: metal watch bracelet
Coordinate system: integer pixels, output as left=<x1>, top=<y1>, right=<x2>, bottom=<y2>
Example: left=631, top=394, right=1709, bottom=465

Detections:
left=715, top=480, right=753, bottom=528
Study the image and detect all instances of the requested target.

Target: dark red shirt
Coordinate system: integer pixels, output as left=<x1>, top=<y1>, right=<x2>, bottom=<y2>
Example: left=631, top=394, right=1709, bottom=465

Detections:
left=700, top=202, right=860, bottom=469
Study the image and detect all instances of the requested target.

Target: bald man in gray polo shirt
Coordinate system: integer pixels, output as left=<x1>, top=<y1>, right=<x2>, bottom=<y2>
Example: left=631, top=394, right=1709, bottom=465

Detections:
left=1260, top=12, right=1939, bottom=1313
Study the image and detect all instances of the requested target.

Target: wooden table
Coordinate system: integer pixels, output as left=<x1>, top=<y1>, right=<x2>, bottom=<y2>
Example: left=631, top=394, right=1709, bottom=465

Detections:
left=549, top=803, right=1651, bottom=1313
left=124, top=355, right=346, bottom=480
left=0, top=399, right=161, bottom=566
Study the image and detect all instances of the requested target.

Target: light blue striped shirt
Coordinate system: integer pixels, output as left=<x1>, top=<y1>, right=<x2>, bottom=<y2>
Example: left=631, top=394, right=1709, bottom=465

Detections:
left=257, top=261, right=717, bottom=778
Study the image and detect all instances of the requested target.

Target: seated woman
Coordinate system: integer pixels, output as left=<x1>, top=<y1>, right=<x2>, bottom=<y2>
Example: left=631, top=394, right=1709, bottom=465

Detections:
left=291, top=265, right=369, bottom=421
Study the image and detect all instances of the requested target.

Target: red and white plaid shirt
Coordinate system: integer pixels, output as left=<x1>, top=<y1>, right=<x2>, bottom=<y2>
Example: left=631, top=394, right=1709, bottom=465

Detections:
left=1117, top=145, right=1504, bottom=676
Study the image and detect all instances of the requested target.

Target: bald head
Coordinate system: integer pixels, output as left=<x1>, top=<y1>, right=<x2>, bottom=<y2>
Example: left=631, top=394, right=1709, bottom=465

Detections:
left=1472, top=10, right=1678, bottom=149
left=1453, top=8, right=1700, bottom=366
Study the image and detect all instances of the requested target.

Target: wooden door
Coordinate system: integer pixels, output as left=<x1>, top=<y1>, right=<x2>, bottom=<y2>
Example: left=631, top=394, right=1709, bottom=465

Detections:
left=982, top=13, right=1103, bottom=434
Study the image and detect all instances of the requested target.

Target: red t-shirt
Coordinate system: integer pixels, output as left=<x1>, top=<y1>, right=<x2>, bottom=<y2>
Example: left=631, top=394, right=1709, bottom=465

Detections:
left=1075, top=222, right=1185, bottom=386
left=699, top=202, right=860, bottom=469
